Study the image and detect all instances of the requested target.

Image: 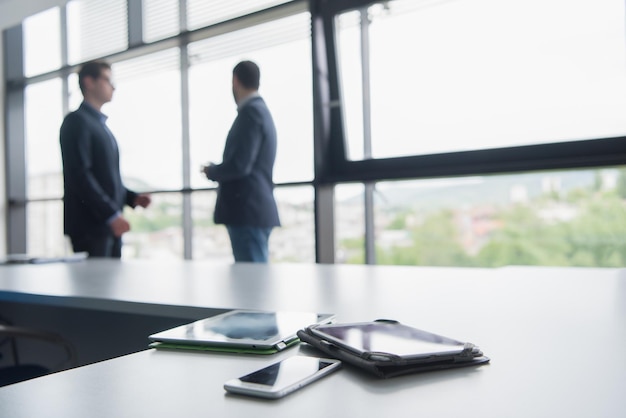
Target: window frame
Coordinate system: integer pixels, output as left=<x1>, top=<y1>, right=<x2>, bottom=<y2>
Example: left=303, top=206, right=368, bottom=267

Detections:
left=5, top=0, right=626, bottom=264
left=311, top=0, right=626, bottom=184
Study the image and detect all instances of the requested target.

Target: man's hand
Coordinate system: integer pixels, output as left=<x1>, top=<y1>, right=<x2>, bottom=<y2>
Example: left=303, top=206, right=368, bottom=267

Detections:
left=110, top=215, right=131, bottom=237
left=135, top=193, right=151, bottom=208
left=201, top=163, right=216, bottom=180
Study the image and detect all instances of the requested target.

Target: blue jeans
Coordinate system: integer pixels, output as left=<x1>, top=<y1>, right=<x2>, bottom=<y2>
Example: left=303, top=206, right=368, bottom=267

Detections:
left=226, top=225, right=273, bottom=263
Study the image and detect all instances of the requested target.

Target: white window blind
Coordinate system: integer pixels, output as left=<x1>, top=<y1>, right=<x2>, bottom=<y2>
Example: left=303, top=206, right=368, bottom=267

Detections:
left=143, top=0, right=180, bottom=43
left=23, top=7, right=62, bottom=77
left=112, top=47, right=180, bottom=82
left=187, top=12, right=310, bottom=65
left=67, top=0, right=128, bottom=64
left=186, top=0, right=291, bottom=31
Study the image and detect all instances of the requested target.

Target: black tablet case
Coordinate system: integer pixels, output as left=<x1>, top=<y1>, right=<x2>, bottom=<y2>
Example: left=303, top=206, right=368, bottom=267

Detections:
left=297, top=320, right=490, bottom=378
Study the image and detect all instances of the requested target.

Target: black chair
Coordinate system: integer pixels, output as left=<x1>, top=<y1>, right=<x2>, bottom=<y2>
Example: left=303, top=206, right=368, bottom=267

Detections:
left=0, top=324, right=78, bottom=387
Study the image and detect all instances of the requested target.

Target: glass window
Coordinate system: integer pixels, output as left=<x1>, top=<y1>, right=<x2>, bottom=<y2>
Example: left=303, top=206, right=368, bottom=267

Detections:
left=186, top=0, right=293, bottom=31
left=191, top=186, right=315, bottom=262
left=67, top=0, right=129, bottom=64
left=106, top=48, right=183, bottom=191
left=122, top=192, right=183, bottom=259
left=24, top=78, right=64, bottom=200
left=372, top=167, right=626, bottom=267
left=191, top=190, right=234, bottom=262
left=188, top=13, right=313, bottom=190
left=336, top=11, right=365, bottom=160
left=68, top=72, right=82, bottom=111
left=143, top=0, right=179, bottom=43
left=23, top=7, right=61, bottom=77
left=335, top=183, right=365, bottom=264
left=337, top=0, right=626, bottom=160
left=26, top=201, right=67, bottom=257
left=272, top=186, right=315, bottom=262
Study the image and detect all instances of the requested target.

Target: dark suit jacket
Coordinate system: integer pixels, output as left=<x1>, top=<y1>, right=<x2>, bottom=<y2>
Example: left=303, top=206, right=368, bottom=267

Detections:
left=207, top=96, right=280, bottom=228
left=59, top=102, right=137, bottom=238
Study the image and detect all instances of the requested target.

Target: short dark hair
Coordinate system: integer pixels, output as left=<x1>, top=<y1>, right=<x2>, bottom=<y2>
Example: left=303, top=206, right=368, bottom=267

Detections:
left=233, top=60, right=260, bottom=90
left=78, top=60, right=111, bottom=94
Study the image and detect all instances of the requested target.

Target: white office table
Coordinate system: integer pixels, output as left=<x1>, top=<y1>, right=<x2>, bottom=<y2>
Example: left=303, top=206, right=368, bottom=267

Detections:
left=0, top=260, right=624, bottom=417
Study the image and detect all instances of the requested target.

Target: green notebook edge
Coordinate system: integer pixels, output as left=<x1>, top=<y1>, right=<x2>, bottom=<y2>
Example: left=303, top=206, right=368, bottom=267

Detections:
left=148, top=338, right=300, bottom=355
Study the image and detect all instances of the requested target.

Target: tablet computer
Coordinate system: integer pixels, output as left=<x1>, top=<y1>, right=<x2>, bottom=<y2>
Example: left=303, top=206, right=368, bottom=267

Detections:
left=149, top=310, right=335, bottom=353
left=298, top=319, right=489, bottom=377
left=308, top=320, right=476, bottom=362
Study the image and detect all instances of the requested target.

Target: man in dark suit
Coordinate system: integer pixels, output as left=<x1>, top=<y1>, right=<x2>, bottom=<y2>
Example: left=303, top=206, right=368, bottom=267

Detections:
left=60, top=60, right=151, bottom=258
left=202, top=60, right=280, bottom=263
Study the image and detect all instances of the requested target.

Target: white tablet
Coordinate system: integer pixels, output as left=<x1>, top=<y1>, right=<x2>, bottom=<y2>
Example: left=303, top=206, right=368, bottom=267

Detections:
left=149, top=310, right=335, bottom=352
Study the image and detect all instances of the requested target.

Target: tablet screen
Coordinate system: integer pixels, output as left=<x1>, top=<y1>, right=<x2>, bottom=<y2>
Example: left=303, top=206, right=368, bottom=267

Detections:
left=150, top=310, right=334, bottom=347
left=313, top=322, right=466, bottom=357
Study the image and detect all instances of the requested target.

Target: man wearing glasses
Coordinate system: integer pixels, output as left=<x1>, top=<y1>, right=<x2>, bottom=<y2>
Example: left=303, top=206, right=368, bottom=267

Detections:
left=60, top=60, right=151, bottom=258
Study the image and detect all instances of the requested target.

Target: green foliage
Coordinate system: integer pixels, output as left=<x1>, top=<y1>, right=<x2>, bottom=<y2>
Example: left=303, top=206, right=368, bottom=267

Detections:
left=341, top=238, right=365, bottom=264
left=475, top=205, right=569, bottom=267
left=339, top=187, right=626, bottom=268
left=593, top=171, right=603, bottom=192
left=125, top=200, right=181, bottom=232
left=374, top=210, right=472, bottom=266
left=563, top=196, right=626, bottom=267
left=387, top=212, right=408, bottom=230
left=617, top=168, right=626, bottom=199
left=132, top=177, right=626, bottom=268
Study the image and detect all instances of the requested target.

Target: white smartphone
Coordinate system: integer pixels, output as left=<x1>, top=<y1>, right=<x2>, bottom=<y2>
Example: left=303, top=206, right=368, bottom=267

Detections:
left=224, top=356, right=341, bottom=399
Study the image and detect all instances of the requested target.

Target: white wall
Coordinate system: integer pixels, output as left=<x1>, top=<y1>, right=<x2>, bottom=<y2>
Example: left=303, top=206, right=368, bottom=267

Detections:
left=0, top=0, right=67, bottom=255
